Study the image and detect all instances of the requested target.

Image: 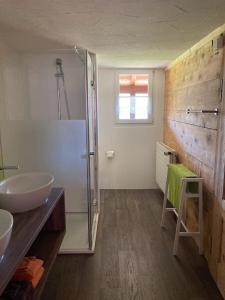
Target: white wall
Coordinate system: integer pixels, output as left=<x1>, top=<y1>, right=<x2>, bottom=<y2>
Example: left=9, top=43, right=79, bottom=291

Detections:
left=0, top=42, right=29, bottom=120
left=0, top=40, right=29, bottom=180
left=98, top=68, right=165, bottom=189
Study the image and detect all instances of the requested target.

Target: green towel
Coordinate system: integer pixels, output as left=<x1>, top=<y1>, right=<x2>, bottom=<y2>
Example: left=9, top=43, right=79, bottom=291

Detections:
left=167, top=164, right=198, bottom=210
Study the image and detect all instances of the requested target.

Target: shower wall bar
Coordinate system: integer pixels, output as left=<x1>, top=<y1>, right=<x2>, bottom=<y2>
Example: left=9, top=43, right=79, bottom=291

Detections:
left=55, top=58, right=71, bottom=120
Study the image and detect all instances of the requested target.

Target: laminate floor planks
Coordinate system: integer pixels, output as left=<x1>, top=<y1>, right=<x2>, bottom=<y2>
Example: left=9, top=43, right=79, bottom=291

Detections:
left=41, top=189, right=223, bottom=300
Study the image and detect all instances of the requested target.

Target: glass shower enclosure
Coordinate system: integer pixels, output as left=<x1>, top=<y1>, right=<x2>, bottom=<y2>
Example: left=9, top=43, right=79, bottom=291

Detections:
left=0, top=47, right=99, bottom=253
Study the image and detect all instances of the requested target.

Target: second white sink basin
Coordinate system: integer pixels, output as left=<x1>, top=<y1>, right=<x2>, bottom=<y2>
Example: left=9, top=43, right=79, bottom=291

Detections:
left=0, top=173, right=54, bottom=213
left=0, top=209, right=13, bottom=261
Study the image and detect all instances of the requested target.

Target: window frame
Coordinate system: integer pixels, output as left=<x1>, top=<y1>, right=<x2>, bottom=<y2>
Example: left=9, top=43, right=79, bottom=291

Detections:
left=115, top=70, right=153, bottom=124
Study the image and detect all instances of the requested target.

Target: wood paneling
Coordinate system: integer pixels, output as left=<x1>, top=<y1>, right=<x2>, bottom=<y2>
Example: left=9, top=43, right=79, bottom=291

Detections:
left=164, top=119, right=217, bottom=168
left=217, top=212, right=225, bottom=298
left=165, top=77, right=221, bottom=129
left=165, top=43, right=223, bottom=88
left=211, top=44, right=225, bottom=298
left=164, top=35, right=225, bottom=286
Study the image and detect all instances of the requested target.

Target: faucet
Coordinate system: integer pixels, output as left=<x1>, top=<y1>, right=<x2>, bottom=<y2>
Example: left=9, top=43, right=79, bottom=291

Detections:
left=0, top=165, right=19, bottom=171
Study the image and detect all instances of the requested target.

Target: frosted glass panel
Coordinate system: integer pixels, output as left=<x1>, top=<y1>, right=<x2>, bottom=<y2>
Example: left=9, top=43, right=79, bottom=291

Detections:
left=0, top=120, right=88, bottom=212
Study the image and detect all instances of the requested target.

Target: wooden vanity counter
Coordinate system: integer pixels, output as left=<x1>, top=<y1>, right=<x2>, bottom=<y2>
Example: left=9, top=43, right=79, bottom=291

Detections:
left=0, top=187, right=65, bottom=300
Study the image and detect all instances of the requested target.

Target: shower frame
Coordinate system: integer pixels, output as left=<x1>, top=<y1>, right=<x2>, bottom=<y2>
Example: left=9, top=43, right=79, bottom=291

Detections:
left=85, top=50, right=100, bottom=251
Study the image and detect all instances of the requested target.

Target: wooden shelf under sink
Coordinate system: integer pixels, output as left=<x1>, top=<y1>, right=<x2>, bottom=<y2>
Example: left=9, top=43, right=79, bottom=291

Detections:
left=0, top=187, right=66, bottom=300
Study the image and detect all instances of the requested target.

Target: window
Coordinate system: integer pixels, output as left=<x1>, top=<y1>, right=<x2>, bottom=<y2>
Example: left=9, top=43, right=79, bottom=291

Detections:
left=116, top=73, right=152, bottom=123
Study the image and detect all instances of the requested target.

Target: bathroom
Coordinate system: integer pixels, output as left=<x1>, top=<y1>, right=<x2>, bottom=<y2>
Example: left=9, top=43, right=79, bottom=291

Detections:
left=0, top=1, right=225, bottom=300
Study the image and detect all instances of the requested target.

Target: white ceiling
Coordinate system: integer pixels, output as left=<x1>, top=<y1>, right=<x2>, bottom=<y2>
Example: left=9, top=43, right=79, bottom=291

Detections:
left=0, top=0, right=225, bottom=68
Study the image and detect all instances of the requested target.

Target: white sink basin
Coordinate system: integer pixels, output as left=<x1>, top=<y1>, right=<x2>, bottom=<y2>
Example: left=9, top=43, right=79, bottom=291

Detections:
left=0, top=209, right=13, bottom=261
left=0, top=173, right=54, bottom=213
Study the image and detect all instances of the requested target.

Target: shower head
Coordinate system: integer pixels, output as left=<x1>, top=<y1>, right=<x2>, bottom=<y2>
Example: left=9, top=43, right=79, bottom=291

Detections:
left=55, top=58, right=64, bottom=77
left=56, top=58, right=62, bottom=66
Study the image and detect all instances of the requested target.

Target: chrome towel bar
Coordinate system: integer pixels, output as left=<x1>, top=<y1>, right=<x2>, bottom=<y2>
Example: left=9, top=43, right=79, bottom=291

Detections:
left=186, top=108, right=219, bottom=116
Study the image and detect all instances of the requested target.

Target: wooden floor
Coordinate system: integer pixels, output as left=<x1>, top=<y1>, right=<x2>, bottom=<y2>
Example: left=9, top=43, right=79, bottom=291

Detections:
left=42, top=190, right=223, bottom=300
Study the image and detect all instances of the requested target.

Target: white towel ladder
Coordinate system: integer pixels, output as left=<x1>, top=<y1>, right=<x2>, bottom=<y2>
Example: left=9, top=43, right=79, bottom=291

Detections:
left=161, top=175, right=204, bottom=256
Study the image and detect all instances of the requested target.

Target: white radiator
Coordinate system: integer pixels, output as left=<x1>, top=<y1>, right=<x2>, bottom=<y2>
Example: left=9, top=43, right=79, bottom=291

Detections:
left=156, top=142, right=176, bottom=193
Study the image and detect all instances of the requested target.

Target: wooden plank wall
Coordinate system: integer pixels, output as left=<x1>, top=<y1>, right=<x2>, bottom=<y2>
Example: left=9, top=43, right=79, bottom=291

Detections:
left=214, top=51, right=225, bottom=297
left=164, top=37, right=225, bottom=281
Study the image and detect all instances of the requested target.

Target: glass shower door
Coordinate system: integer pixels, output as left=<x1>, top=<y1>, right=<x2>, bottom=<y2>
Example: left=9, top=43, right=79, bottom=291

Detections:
left=0, top=49, right=92, bottom=252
